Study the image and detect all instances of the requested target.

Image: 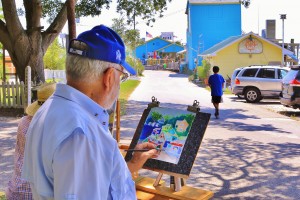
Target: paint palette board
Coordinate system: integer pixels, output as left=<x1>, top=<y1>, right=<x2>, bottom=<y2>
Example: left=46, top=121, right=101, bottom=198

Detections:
left=125, top=107, right=210, bottom=178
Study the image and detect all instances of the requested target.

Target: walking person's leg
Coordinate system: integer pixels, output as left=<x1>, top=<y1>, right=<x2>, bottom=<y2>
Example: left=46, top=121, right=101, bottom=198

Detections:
left=213, top=103, right=219, bottom=118
left=212, top=96, right=221, bottom=119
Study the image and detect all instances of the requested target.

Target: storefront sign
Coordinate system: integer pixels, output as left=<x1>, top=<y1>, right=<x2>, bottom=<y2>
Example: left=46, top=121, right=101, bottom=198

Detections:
left=239, top=37, right=263, bottom=54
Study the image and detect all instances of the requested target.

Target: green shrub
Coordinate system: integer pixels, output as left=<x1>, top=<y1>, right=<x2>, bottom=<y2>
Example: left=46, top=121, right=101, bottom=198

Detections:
left=188, top=74, right=194, bottom=82
left=126, top=57, right=144, bottom=76
left=197, top=66, right=206, bottom=79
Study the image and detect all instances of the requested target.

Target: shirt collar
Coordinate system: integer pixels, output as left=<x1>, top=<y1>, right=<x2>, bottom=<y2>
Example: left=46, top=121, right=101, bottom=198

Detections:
left=53, top=83, right=109, bottom=128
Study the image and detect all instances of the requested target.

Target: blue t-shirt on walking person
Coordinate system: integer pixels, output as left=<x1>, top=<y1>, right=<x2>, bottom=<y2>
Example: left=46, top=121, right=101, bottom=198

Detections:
left=208, top=73, right=225, bottom=96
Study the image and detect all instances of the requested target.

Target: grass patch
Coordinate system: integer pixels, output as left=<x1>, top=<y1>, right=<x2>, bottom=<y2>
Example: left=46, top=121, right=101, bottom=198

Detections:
left=0, top=192, right=6, bottom=200
left=119, top=79, right=141, bottom=115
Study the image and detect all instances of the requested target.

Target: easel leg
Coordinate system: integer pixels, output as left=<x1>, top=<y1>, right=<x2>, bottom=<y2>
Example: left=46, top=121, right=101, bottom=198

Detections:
left=153, top=173, right=163, bottom=187
left=174, top=177, right=182, bottom=192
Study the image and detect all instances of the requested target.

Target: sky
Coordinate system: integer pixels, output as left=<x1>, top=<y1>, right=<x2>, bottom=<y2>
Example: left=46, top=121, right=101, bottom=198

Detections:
left=16, top=0, right=300, bottom=44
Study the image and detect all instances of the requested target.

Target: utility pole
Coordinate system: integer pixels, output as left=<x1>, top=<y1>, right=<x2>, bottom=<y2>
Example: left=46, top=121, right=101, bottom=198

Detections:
left=280, top=14, right=286, bottom=66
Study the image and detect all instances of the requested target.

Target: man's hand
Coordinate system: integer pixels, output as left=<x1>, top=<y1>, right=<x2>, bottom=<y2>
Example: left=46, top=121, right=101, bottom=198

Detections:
left=126, top=142, right=159, bottom=173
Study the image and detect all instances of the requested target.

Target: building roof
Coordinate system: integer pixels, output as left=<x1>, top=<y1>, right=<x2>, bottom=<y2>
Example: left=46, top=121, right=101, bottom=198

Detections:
left=177, top=49, right=187, bottom=54
left=156, top=43, right=184, bottom=53
left=189, top=0, right=240, bottom=4
left=200, top=32, right=298, bottom=61
left=136, top=36, right=172, bottom=48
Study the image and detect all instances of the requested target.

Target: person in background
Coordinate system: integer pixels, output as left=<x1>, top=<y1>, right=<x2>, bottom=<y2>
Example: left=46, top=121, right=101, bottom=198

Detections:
left=208, top=66, right=225, bottom=119
left=22, top=24, right=158, bottom=200
left=5, top=83, right=56, bottom=200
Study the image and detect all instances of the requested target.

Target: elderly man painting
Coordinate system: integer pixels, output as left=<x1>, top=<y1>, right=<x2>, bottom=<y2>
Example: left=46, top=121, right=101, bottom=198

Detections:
left=22, top=25, right=158, bottom=200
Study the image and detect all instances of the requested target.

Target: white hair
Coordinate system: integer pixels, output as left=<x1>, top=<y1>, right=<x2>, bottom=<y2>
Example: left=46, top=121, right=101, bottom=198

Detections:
left=66, top=41, right=119, bottom=82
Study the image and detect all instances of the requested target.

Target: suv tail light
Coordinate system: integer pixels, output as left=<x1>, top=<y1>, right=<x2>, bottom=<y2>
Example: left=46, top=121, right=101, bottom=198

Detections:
left=290, top=79, right=300, bottom=86
left=235, top=78, right=240, bottom=85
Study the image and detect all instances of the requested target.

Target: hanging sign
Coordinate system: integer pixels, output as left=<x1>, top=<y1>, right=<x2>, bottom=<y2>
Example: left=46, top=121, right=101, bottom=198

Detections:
left=239, top=37, right=263, bottom=54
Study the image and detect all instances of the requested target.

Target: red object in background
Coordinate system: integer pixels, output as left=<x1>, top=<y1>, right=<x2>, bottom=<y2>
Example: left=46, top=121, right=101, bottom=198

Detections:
left=153, top=51, right=157, bottom=59
left=146, top=31, right=153, bottom=38
left=290, top=79, right=300, bottom=85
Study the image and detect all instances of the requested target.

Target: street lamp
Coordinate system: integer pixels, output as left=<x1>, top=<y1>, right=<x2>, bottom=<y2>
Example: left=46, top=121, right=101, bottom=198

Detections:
left=280, top=14, right=286, bottom=66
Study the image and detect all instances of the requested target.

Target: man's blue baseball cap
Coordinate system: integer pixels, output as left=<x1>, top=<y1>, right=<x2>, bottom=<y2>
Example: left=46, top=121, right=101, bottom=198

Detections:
left=68, top=24, right=136, bottom=75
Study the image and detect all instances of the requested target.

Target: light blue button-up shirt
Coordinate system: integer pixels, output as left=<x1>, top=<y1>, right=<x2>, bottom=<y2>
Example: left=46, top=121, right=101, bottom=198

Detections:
left=22, top=83, right=136, bottom=200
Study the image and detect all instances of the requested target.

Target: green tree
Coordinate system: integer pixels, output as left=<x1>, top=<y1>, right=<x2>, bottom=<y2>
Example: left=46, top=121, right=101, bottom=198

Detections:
left=111, top=17, right=145, bottom=52
left=151, top=111, right=163, bottom=122
left=0, top=0, right=173, bottom=82
left=111, top=17, right=127, bottom=39
left=43, top=38, right=66, bottom=70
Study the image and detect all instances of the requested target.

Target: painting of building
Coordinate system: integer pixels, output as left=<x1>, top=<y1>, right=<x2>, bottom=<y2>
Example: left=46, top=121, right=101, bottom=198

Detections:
left=186, top=0, right=242, bottom=70
left=138, top=107, right=196, bottom=164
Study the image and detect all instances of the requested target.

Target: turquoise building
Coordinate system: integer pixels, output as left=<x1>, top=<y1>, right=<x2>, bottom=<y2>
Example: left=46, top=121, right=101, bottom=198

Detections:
left=135, top=37, right=184, bottom=63
left=186, top=0, right=242, bottom=70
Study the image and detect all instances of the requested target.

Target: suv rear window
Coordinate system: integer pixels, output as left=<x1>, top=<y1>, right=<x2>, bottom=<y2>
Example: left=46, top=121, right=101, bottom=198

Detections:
left=278, top=69, right=288, bottom=79
left=241, top=68, right=258, bottom=77
left=282, top=69, right=300, bottom=83
left=256, top=68, right=275, bottom=79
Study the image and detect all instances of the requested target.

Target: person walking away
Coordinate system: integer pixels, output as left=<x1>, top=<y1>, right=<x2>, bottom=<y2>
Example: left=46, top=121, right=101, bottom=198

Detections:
left=5, top=83, right=56, bottom=200
left=208, top=66, right=225, bottom=119
left=22, top=24, right=158, bottom=200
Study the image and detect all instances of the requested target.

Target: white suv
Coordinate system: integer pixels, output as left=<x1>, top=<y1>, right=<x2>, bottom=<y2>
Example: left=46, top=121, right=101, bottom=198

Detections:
left=233, top=65, right=289, bottom=103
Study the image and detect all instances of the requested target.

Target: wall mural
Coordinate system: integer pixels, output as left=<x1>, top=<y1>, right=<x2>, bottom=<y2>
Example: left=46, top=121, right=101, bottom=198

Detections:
left=239, top=37, right=263, bottom=54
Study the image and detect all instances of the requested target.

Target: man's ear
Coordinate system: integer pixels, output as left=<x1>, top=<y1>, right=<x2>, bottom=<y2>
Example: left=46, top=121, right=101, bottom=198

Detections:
left=102, top=68, right=115, bottom=91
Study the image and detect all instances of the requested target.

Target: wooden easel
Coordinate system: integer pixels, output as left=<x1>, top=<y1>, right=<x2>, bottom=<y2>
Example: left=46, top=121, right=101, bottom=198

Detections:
left=121, top=97, right=213, bottom=199
left=150, top=100, right=201, bottom=192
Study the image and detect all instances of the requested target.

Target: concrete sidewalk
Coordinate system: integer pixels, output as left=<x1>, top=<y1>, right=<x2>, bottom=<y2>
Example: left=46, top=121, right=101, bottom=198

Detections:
left=0, top=117, right=20, bottom=191
left=120, top=70, right=300, bottom=199
left=1, top=70, right=300, bottom=199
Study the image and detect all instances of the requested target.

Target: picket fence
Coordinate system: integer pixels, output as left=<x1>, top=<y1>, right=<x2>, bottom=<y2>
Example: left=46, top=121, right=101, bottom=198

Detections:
left=0, top=81, right=25, bottom=108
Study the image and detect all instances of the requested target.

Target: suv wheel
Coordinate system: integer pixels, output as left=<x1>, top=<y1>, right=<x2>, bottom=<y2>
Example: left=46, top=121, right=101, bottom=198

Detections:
left=244, top=88, right=261, bottom=103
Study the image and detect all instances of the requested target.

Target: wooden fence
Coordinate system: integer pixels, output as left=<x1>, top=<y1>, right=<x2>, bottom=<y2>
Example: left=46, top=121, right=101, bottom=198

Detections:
left=0, top=81, right=25, bottom=108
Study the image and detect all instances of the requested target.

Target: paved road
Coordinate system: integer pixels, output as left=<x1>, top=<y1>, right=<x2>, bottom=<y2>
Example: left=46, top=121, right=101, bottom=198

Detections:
left=1, top=70, right=300, bottom=199
left=120, top=70, right=300, bottom=199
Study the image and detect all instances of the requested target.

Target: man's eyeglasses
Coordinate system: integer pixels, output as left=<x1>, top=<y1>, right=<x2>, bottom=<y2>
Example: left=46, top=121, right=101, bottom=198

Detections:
left=112, top=66, right=129, bottom=83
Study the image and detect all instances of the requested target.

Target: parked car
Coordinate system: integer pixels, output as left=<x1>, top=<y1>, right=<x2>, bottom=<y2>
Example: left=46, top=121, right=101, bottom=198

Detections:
left=230, top=67, right=244, bottom=99
left=280, top=65, right=300, bottom=109
left=233, top=65, right=289, bottom=103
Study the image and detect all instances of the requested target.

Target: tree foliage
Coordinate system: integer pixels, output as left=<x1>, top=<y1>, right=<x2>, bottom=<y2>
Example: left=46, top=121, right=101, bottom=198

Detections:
left=43, top=38, right=66, bottom=70
left=111, top=17, right=144, bottom=51
left=0, top=0, right=173, bottom=82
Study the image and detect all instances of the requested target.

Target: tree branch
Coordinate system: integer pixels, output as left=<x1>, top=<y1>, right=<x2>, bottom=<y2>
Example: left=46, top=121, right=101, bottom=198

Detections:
left=42, top=2, right=68, bottom=51
left=2, top=0, right=24, bottom=39
left=0, top=20, right=12, bottom=51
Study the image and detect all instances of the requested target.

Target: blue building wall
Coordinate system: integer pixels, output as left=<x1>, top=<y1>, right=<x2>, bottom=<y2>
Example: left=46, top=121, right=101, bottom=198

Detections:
left=135, top=38, right=171, bottom=60
left=187, top=2, right=241, bottom=70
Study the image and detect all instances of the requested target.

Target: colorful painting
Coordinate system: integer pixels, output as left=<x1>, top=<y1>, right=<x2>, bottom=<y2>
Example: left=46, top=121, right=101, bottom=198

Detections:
left=138, top=107, right=196, bottom=164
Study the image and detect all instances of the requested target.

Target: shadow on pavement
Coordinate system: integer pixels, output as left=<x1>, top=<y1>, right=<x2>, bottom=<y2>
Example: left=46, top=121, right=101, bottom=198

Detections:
left=137, top=136, right=300, bottom=199
left=121, top=100, right=300, bottom=199
left=0, top=135, right=16, bottom=191
left=279, top=110, right=300, bottom=117
left=189, top=137, right=300, bottom=199
left=168, top=73, right=189, bottom=78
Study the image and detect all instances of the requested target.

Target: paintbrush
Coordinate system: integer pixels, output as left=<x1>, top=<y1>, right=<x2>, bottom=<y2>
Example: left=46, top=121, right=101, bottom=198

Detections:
left=124, top=147, right=164, bottom=152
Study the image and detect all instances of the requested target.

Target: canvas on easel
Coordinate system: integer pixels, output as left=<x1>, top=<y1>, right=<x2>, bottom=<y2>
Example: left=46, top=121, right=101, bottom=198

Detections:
left=125, top=99, right=211, bottom=179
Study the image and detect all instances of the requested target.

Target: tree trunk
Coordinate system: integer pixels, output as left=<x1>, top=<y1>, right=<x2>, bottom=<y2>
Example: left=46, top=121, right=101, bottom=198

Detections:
left=67, top=0, right=76, bottom=40
left=0, top=1, right=68, bottom=83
